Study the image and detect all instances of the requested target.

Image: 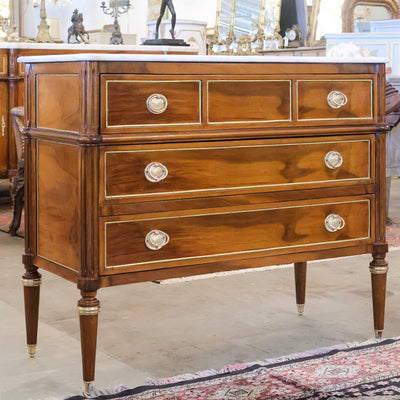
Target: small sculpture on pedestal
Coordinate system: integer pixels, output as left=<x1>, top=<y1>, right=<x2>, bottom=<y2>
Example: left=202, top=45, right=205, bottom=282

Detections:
left=155, top=0, right=176, bottom=39
left=143, top=0, right=189, bottom=46
left=67, top=9, right=89, bottom=43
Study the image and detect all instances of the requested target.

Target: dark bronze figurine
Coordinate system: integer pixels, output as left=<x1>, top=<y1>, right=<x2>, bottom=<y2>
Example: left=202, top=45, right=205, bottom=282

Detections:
left=67, top=9, right=89, bottom=43
left=155, top=0, right=176, bottom=39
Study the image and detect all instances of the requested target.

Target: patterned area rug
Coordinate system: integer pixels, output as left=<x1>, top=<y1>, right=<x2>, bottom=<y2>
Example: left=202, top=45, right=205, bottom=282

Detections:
left=0, top=202, right=24, bottom=237
left=65, top=338, right=400, bottom=400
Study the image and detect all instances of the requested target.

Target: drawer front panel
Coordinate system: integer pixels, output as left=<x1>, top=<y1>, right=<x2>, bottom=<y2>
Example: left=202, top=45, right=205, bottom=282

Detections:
left=104, top=78, right=201, bottom=128
left=297, top=79, right=373, bottom=122
left=100, top=198, right=372, bottom=274
left=207, top=80, right=291, bottom=124
left=102, top=138, right=373, bottom=202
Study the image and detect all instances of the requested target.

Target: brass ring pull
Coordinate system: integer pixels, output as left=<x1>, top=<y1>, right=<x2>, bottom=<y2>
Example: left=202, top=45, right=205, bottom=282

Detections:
left=327, top=91, right=348, bottom=109
left=324, top=214, right=345, bottom=233
left=145, top=230, right=170, bottom=250
left=324, top=151, right=343, bottom=169
left=144, top=162, right=168, bottom=183
left=146, top=93, right=168, bottom=114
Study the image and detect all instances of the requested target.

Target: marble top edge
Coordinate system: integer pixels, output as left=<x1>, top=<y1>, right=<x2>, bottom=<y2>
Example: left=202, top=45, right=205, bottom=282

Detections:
left=17, top=53, right=388, bottom=64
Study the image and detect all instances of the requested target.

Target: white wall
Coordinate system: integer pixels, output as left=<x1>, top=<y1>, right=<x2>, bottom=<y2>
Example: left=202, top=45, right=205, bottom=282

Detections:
left=19, top=0, right=217, bottom=43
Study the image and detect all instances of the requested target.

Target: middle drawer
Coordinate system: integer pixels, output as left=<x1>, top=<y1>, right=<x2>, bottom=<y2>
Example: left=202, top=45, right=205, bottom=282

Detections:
left=101, top=136, right=374, bottom=203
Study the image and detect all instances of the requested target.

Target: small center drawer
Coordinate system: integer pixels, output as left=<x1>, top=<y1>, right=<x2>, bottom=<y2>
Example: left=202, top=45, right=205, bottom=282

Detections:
left=101, top=137, right=373, bottom=203
left=99, top=197, right=373, bottom=274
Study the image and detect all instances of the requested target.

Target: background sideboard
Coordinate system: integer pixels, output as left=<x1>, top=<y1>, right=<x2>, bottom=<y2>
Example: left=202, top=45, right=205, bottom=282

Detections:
left=0, top=43, right=196, bottom=179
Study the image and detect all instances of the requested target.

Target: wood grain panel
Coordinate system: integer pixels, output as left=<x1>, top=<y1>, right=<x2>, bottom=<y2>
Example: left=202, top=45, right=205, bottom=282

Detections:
left=36, top=74, right=80, bottom=132
left=297, top=79, right=373, bottom=121
left=102, top=138, right=372, bottom=202
left=100, top=197, right=371, bottom=273
left=208, top=80, right=291, bottom=123
left=105, top=79, right=201, bottom=127
left=37, top=141, right=81, bottom=271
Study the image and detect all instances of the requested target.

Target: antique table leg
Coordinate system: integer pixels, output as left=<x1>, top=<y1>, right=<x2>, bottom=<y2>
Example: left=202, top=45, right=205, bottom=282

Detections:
left=77, top=290, right=100, bottom=393
left=22, top=257, right=42, bottom=358
left=294, top=262, right=307, bottom=316
left=369, top=244, right=389, bottom=339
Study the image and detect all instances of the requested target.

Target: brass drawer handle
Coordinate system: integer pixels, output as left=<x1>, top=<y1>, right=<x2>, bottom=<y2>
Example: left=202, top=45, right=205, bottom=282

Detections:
left=325, top=214, right=345, bottom=232
left=327, top=91, right=348, bottom=109
left=324, top=151, right=343, bottom=169
left=145, top=229, right=170, bottom=250
left=146, top=93, right=168, bottom=114
left=144, top=162, right=168, bottom=183
left=1, top=115, right=5, bottom=136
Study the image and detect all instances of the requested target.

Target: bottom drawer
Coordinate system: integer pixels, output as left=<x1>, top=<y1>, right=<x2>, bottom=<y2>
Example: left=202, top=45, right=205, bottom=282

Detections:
left=100, top=196, right=373, bottom=274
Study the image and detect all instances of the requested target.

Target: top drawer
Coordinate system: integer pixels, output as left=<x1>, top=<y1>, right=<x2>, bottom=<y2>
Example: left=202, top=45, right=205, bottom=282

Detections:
left=100, top=74, right=377, bottom=133
left=104, top=76, right=201, bottom=128
left=297, top=79, right=373, bottom=122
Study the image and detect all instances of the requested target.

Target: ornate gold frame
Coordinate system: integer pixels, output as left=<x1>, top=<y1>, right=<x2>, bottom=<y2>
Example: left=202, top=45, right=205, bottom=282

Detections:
left=208, top=0, right=282, bottom=55
left=305, top=0, right=322, bottom=47
left=342, top=0, right=400, bottom=32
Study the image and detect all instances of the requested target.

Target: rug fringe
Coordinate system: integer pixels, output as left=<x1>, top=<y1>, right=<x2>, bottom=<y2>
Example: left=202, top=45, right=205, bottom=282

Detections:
left=147, top=336, right=392, bottom=386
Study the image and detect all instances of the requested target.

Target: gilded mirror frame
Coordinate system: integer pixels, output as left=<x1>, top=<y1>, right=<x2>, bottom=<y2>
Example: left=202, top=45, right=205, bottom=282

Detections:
left=208, top=0, right=283, bottom=55
left=305, top=0, right=345, bottom=47
left=342, top=0, right=400, bottom=32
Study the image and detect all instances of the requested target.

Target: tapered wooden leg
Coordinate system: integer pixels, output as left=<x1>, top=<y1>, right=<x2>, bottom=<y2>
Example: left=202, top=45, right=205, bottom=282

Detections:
left=22, top=265, right=42, bottom=358
left=369, top=244, right=388, bottom=339
left=294, top=262, right=307, bottom=316
left=78, top=291, right=100, bottom=393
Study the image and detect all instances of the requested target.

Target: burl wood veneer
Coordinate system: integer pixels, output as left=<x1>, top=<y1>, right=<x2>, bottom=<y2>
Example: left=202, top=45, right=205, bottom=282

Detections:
left=20, top=54, right=388, bottom=391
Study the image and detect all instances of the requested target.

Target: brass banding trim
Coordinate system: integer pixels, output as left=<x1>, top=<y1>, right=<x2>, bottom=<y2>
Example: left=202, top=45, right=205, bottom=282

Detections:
left=104, top=199, right=371, bottom=270
left=207, top=79, right=292, bottom=124
left=22, top=278, right=42, bottom=287
left=105, top=79, right=202, bottom=128
left=77, top=306, right=100, bottom=316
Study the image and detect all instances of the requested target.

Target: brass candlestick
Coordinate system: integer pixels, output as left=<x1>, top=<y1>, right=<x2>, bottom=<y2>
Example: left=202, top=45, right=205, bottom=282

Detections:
left=36, top=0, right=52, bottom=42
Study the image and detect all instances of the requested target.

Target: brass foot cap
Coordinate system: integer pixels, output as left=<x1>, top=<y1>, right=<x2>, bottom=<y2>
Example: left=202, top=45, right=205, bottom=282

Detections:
left=375, top=330, right=383, bottom=339
left=84, top=381, right=94, bottom=395
left=27, top=344, right=36, bottom=358
left=297, top=304, right=305, bottom=316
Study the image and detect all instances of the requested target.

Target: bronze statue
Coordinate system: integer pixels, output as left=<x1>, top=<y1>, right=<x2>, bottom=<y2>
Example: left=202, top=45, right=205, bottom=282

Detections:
left=67, top=9, right=89, bottom=43
left=155, top=0, right=176, bottom=39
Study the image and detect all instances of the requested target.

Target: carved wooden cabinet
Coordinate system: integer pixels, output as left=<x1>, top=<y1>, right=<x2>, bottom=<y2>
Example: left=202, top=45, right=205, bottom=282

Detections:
left=20, top=54, right=388, bottom=390
left=0, top=44, right=196, bottom=179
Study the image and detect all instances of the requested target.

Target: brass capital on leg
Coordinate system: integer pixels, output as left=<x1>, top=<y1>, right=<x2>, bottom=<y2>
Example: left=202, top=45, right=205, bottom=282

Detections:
left=22, top=277, right=42, bottom=287
left=369, top=265, right=389, bottom=275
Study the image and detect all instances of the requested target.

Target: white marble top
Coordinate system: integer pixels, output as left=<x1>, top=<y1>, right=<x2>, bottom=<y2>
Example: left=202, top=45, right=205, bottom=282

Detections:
left=17, top=53, right=388, bottom=64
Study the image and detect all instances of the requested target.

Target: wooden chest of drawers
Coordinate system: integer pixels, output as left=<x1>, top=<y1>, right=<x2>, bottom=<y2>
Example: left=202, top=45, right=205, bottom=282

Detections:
left=20, top=54, right=388, bottom=390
